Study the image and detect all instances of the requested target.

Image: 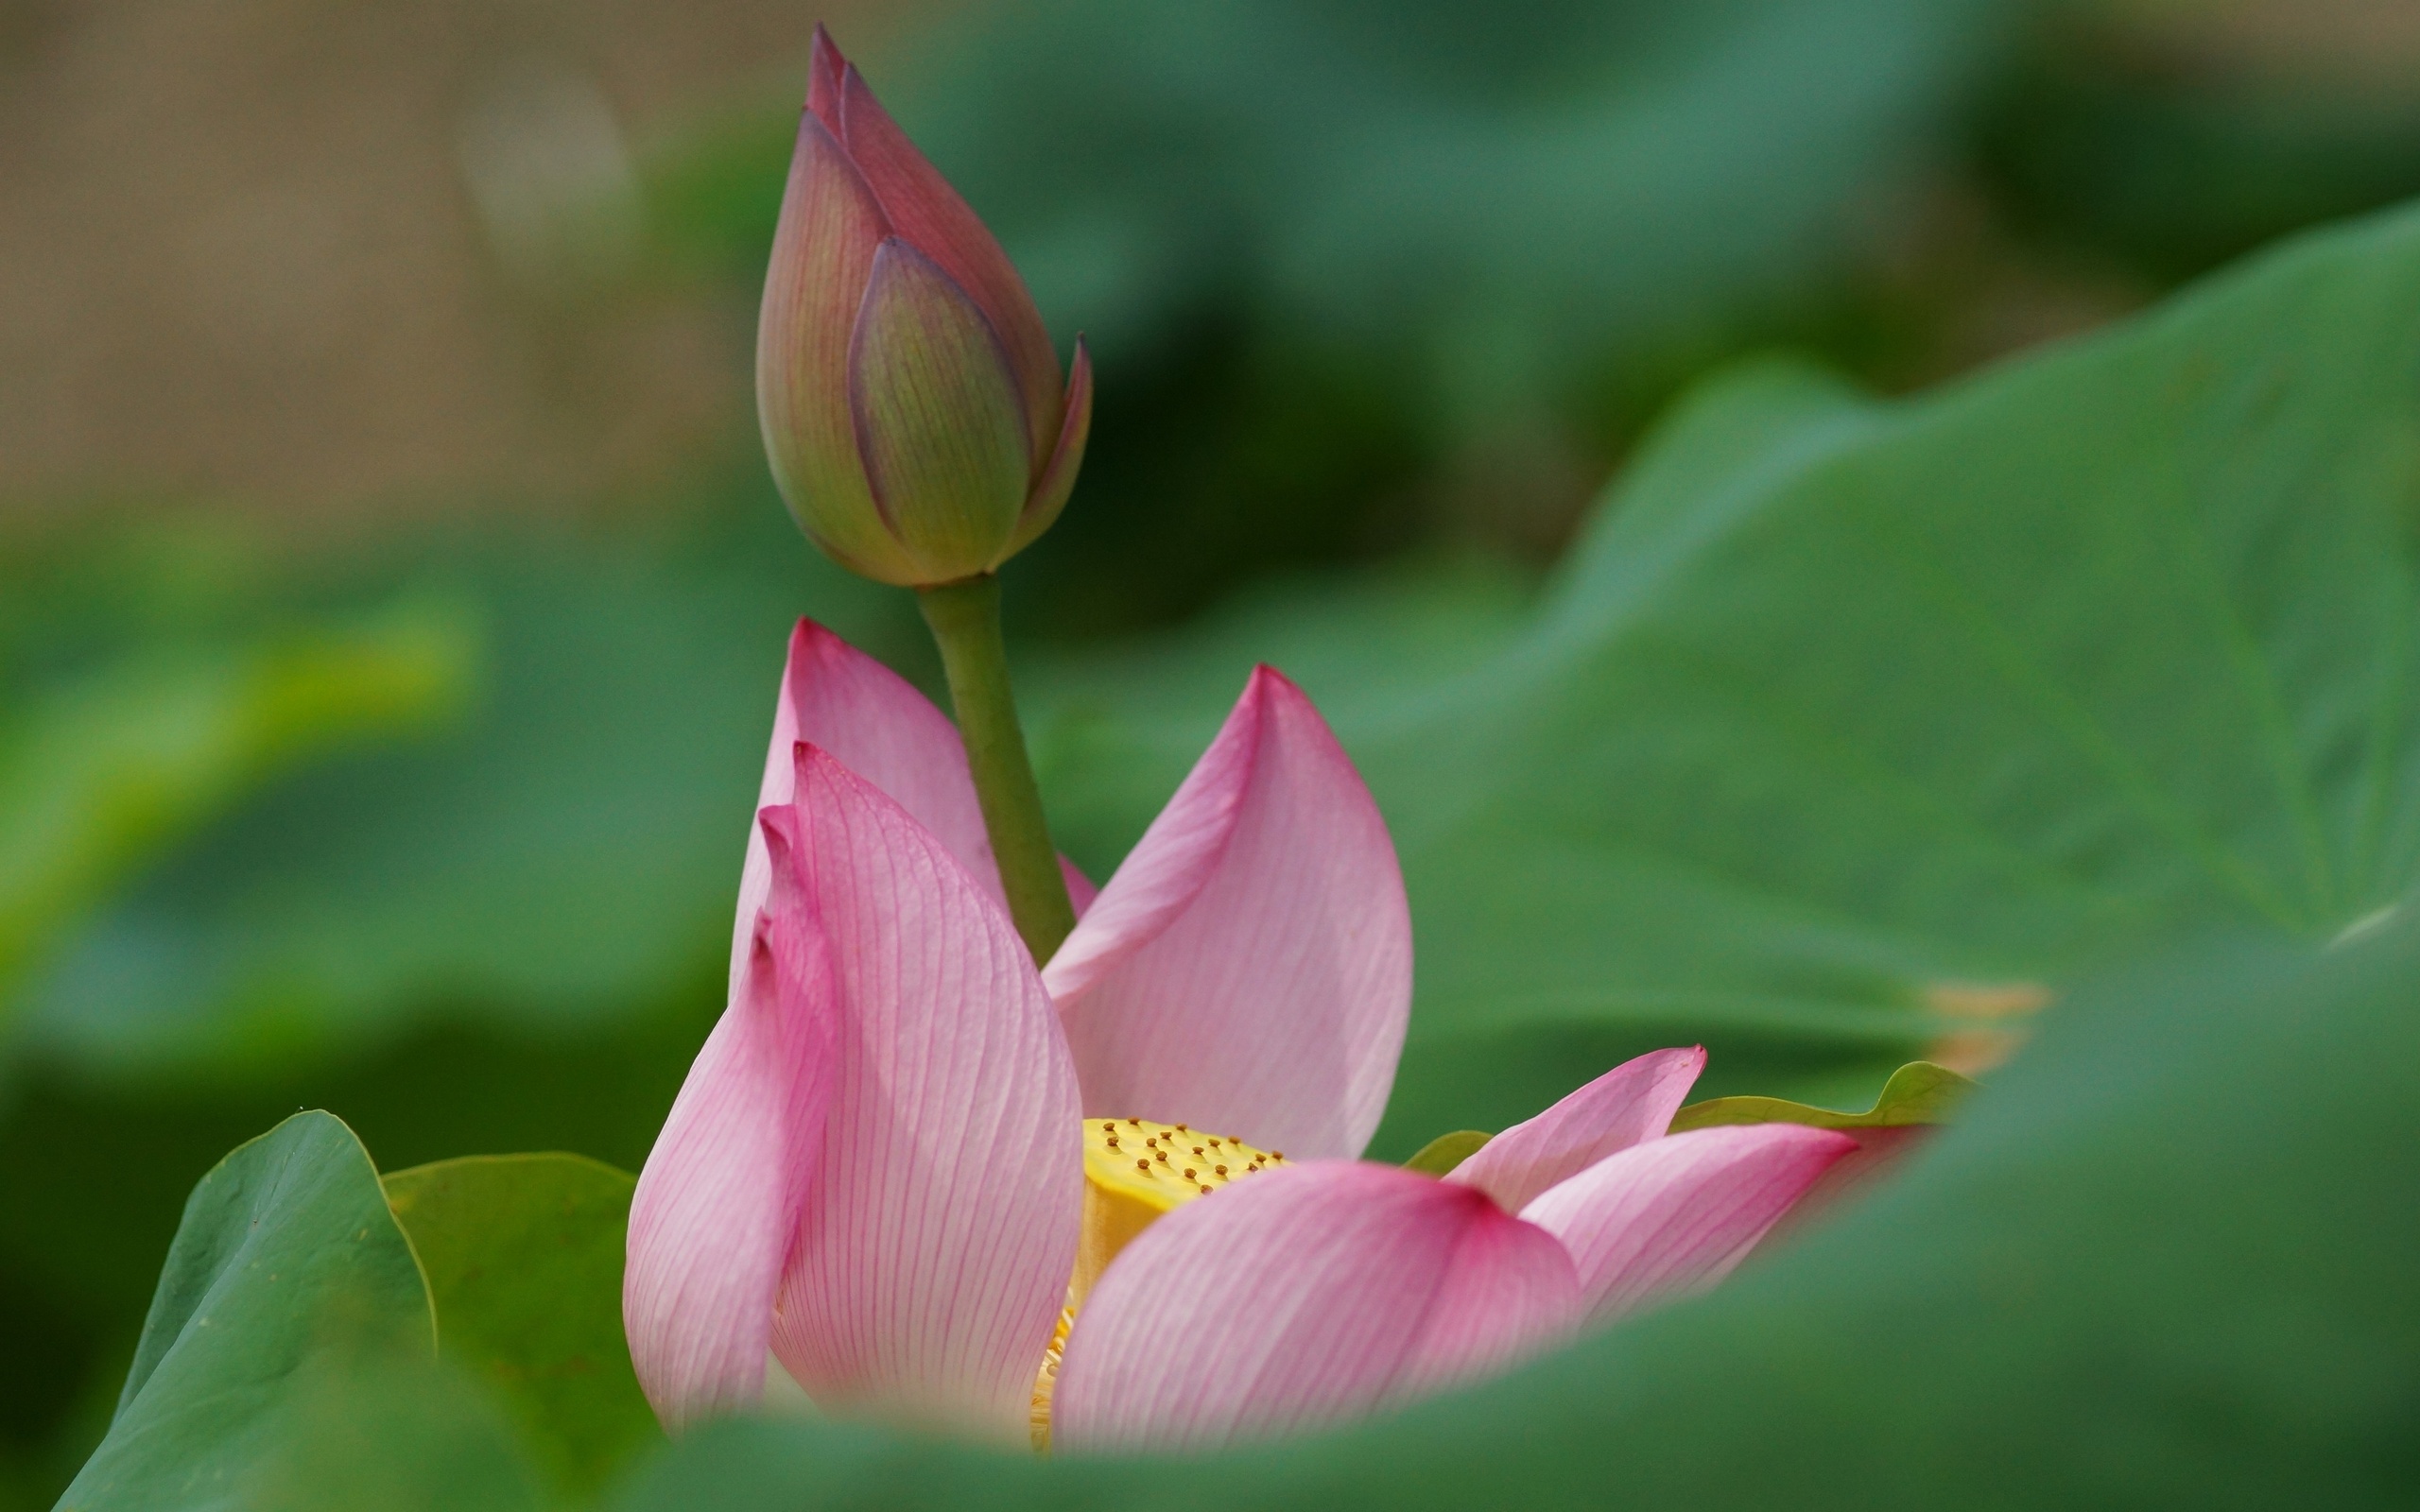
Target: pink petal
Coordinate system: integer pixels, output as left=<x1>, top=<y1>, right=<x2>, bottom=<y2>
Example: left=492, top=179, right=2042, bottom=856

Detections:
left=1060, top=853, right=1098, bottom=919
left=729, top=621, right=1100, bottom=990
left=765, top=746, right=1083, bottom=1442
left=756, top=108, right=919, bottom=585
left=1002, top=336, right=1092, bottom=563
left=1446, top=1047, right=1706, bottom=1212
left=626, top=872, right=837, bottom=1430
left=1519, top=1124, right=1858, bottom=1326
left=1392, top=1192, right=1588, bottom=1402
left=727, top=621, right=997, bottom=997
left=1041, top=669, right=1411, bottom=1160
left=847, top=238, right=1034, bottom=578
left=1052, top=1162, right=1578, bottom=1453
left=1764, top=1124, right=1937, bottom=1242
left=833, top=55, right=1063, bottom=464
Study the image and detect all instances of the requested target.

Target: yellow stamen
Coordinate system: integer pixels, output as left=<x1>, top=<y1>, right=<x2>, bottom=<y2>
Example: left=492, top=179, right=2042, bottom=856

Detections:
left=1029, top=1304, right=1073, bottom=1452
left=1071, top=1116, right=1286, bottom=1307
left=1030, top=1117, right=1288, bottom=1451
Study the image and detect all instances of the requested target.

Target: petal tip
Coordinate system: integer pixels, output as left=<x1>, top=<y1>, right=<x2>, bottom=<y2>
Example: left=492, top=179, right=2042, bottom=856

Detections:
left=1000, top=335, right=1095, bottom=561
left=787, top=615, right=843, bottom=665
left=1244, top=662, right=1319, bottom=715
left=806, top=25, right=846, bottom=131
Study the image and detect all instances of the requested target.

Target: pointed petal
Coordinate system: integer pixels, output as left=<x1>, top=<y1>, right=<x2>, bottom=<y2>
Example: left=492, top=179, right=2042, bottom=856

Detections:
left=1519, top=1124, right=1858, bottom=1326
left=835, top=60, right=1063, bottom=459
left=1042, top=669, right=1410, bottom=1160
left=1053, top=1162, right=1577, bottom=1453
left=626, top=881, right=837, bottom=1430
left=1446, top=1047, right=1706, bottom=1213
left=1060, top=854, right=1098, bottom=919
left=728, top=622, right=997, bottom=994
left=1765, top=1124, right=1937, bottom=1241
left=731, top=621, right=1105, bottom=992
left=848, top=239, right=1032, bottom=580
left=756, top=113, right=918, bottom=583
left=778, top=621, right=993, bottom=875
left=998, top=337, right=1092, bottom=565
left=804, top=24, right=844, bottom=135
left=766, top=747, right=1082, bottom=1443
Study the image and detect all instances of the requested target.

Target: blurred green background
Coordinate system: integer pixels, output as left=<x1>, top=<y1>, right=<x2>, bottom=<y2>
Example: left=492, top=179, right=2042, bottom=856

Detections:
left=6, top=0, right=2420, bottom=1504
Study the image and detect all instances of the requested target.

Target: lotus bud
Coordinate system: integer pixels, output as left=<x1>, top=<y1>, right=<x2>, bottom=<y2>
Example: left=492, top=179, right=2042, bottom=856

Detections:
left=756, top=26, right=1093, bottom=587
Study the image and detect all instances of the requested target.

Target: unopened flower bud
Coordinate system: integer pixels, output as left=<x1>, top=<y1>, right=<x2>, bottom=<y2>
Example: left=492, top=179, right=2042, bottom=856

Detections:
left=757, top=26, right=1093, bottom=587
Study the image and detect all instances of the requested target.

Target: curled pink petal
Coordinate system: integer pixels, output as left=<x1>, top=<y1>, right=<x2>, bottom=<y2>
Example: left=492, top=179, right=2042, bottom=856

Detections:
left=1446, top=1047, right=1706, bottom=1212
left=756, top=110, right=914, bottom=584
left=626, top=861, right=837, bottom=1430
left=729, top=621, right=998, bottom=996
left=1393, top=1190, right=1587, bottom=1401
left=766, top=747, right=1082, bottom=1442
left=1053, top=1162, right=1578, bottom=1454
left=833, top=53, right=1063, bottom=459
left=1001, top=336, right=1091, bottom=563
left=1042, top=669, right=1411, bottom=1160
left=1519, top=1124, right=1858, bottom=1327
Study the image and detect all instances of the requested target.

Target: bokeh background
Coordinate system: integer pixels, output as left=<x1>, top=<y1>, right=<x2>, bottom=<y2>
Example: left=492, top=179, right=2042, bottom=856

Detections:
left=6, top=0, right=2420, bottom=1503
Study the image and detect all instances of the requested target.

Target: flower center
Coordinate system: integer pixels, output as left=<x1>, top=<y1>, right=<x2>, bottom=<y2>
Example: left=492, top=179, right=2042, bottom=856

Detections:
left=1076, top=1117, right=1289, bottom=1299
left=1029, top=1117, right=1288, bottom=1449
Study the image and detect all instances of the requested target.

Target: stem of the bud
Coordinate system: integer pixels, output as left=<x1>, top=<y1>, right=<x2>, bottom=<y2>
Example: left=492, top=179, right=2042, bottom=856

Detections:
left=916, top=575, right=1077, bottom=964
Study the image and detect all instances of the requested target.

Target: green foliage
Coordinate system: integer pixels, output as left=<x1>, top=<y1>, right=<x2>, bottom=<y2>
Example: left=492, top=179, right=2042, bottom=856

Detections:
left=0, top=592, right=475, bottom=1011
left=874, top=0, right=2007, bottom=404
left=1981, top=20, right=2420, bottom=282
left=382, top=1155, right=659, bottom=1494
left=58, top=1112, right=434, bottom=1510
left=1031, top=202, right=2420, bottom=1156
left=1669, top=1060, right=1976, bottom=1134
left=1397, top=1129, right=1491, bottom=1177
left=15, top=525, right=903, bottom=1077
left=236, top=1348, right=545, bottom=1512
left=53, top=1122, right=649, bottom=1510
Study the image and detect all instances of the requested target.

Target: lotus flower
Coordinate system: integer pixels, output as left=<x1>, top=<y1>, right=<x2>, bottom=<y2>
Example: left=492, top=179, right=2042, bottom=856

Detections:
left=625, top=622, right=1858, bottom=1450
left=757, top=26, right=1092, bottom=587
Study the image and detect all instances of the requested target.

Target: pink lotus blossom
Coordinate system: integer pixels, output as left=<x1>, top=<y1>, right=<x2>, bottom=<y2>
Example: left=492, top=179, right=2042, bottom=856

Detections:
left=625, top=621, right=1857, bottom=1450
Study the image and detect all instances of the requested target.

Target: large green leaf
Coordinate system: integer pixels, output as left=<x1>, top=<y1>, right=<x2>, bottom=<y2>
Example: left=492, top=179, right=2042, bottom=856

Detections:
left=57, top=1111, right=434, bottom=1509
left=609, top=913, right=2420, bottom=1512
left=234, top=1347, right=544, bottom=1512
left=1030, top=203, right=2420, bottom=1154
left=382, top=1154, right=658, bottom=1494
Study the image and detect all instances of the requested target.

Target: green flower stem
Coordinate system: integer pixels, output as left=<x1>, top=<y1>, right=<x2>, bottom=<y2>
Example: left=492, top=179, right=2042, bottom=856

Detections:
left=916, top=574, right=1077, bottom=964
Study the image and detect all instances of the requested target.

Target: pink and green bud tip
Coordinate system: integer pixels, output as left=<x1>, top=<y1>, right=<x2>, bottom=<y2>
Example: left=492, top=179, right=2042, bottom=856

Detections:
left=758, top=26, right=1093, bottom=587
